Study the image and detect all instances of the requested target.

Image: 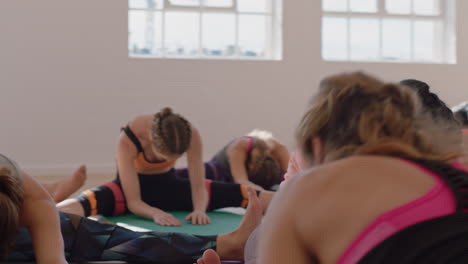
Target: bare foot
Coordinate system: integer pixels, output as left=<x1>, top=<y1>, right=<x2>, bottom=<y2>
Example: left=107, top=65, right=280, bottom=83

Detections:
left=197, top=249, right=221, bottom=264
left=51, top=165, right=87, bottom=202
left=215, top=187, right=263, bottom=261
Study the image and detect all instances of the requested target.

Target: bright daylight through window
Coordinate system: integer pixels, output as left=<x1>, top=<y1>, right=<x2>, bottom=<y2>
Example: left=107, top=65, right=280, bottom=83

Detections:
left=321, top=0, right=456, bottom=63
left=128, top=0, right=282, bottom=60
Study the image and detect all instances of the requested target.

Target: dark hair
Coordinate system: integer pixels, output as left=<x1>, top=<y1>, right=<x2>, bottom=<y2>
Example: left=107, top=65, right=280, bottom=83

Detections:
left=452, top=101, right=468, bottom=127
left=152, top=107, right=192, bottom=156
left=400, top=79, right=459, bottom=126
left=0, top=155, right=24, bottom=259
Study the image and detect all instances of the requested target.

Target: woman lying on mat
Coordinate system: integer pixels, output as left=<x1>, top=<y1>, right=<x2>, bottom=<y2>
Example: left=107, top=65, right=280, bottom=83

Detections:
left=199, top=73, right=466, bottom=264
left=0, top=154, right=86, bottom=264
left=58, top=107, right=274, bottom=226
left=1, top=153, right=263, bottom=263
left=175, top=129, right=290, bottom=191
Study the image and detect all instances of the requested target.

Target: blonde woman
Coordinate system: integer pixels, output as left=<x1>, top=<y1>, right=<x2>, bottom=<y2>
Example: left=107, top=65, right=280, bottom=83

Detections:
left=199, top=73, right=467, bottom=264
left=258, top=72, right=467, bottom=264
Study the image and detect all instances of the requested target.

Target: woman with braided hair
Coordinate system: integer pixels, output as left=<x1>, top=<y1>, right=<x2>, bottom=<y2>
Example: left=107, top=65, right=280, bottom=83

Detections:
left=176, top=129, right=290, bottom=191
left=58, top=107, right=273, bottom=226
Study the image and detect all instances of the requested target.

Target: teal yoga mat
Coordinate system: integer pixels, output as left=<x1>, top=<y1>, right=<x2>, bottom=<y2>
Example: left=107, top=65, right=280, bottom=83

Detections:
left=101, top=210, right=243, bottom=235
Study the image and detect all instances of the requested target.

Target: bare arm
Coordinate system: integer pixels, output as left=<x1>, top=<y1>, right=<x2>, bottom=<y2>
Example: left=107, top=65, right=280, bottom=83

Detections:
left=227, top=139, right=264, bottom=190
left=20, top=173, right=67, bottom=264
left=116, top=134, right=181, bottom=226
left=185, top=127, right=210, bottom=224
left=258, top=175, right=315, bottom=264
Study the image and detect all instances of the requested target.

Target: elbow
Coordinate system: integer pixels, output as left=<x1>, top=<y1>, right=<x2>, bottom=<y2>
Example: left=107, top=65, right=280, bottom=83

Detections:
left=126, top=200, right=140, bottom=214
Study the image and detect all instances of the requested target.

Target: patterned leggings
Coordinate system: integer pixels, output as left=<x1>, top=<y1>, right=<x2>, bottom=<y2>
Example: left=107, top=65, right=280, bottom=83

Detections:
left=6, top=212, right=216, bottom=263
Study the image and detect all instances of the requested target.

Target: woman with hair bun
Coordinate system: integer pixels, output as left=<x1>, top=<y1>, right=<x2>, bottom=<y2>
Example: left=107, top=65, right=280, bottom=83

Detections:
left=58, top=108, right=274, bottom=226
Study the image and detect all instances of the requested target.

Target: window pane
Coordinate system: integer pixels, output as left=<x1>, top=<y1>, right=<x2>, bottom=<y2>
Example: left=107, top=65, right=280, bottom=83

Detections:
left=385, top=0, right=411, bottom=14
left=129, top=10, right=162, bottom=55
left=322, top=16, right=347, bottom=60
left=169, top=0, right=200, bottom=7
left=322, top=0, right=347, bottom=12
left=129, top=0, right=164, bottom=9
left=349, top=0, right=377, bottom=13
left=164, top=12, right=200, bottom=56
left=238, top=15, right=269, bottom=58
left=202, top=13, right=236, bottom=56
left=414, top=20, right=435, bottom=61
left=413, top=0, right=440, bottom=15
left=349, top=18, right=379, bottom=60
left=237, top=0, right=271, bottom=13
left=382, top=19, right=411, bottom=60
left=204, top=0, right=233, bottom=8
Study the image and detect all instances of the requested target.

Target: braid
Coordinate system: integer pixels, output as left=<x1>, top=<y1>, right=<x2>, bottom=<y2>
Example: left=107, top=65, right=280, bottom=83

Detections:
left=152, top=107, right=192, bottom=155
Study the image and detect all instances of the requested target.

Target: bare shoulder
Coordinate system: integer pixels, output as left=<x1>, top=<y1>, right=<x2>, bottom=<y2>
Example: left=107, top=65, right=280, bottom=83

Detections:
left=288, top=156, right=425, bottom=196
left=276, top=156, right=429, bottom=262
left=227, top=137, right=249, bottom=153
left=190, top=125, right=200, bottom=138
left=21, top=173, right=51, bottom=201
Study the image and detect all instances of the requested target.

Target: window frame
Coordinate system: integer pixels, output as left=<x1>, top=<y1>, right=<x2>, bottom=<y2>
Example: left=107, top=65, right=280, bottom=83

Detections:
left=128, top=0, right=282, bottom=60
left=321, top=0, right=456, bottom=64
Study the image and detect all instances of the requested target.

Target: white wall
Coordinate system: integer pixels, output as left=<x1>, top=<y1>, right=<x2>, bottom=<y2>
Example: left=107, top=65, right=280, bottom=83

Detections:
left=1, top=0, right=467, bottom=176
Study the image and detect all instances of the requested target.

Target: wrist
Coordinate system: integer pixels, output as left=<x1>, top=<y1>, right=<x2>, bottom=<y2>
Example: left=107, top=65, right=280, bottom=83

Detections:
left=236, top=179, right=250, bottom=184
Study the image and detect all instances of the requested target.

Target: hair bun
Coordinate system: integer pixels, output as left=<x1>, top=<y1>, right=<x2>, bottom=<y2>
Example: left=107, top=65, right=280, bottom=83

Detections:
left=160, top=107, right=173, bottom=118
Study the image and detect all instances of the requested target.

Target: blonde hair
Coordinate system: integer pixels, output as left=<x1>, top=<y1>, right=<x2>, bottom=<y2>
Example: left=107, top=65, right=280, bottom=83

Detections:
left=152, top=107, right=192, bottom=156
left=0, top=155, right=24, bottom=259
left=296, top=72, right=460, bottom=164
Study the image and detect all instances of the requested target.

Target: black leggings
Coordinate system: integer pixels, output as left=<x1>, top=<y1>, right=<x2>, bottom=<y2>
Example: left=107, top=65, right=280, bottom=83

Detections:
left=6, top=212, right=216, bottom=263
left=77, top=169, right=251, bottom=217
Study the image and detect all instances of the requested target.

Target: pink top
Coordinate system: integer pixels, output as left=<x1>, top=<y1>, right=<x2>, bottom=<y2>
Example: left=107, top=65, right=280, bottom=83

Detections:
left=337, top=159, right=458, bottom=264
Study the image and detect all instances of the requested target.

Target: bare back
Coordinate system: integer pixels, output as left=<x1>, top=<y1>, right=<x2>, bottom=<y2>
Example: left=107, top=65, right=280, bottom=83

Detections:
left=259, top=156, right=438, bottom=264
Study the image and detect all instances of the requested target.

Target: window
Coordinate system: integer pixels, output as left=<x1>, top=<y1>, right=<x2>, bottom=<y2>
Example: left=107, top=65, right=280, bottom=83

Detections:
left=321, top=0, right=456, bottom=63
left=128, top=0, right=282, bottom=60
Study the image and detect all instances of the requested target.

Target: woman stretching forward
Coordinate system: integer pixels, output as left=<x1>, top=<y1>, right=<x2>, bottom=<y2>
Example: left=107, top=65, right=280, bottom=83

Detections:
left=58, top=108, right=273, bottom=226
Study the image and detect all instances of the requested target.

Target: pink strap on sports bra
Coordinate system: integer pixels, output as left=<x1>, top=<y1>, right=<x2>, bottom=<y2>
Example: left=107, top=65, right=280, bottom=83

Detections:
left=244, top=136, right=254, bottom=155
left=337, top=159, right=456, bottom=264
